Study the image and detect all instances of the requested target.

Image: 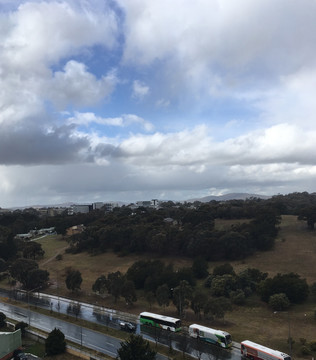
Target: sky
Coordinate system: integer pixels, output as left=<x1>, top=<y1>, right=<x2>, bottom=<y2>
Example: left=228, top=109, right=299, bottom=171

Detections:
left=1, top=0, right=316, bottom=208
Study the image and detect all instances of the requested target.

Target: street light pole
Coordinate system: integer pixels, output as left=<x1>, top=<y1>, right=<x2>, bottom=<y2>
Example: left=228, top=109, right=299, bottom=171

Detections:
left=287, top=312, right=292, bottom=359
left=274, top=311, right=292, bottom=358
left=27, top=286, right=42, bottom=326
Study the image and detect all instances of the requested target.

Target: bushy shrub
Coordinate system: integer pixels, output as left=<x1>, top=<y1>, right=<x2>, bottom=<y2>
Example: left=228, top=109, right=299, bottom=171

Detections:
left=300, top=345, right=311, bottom=356
left=309, top=341, right=316, bottom=351
left=230, top=289, right=246, bottom=305
left=268, top=293, right=290, bottom=311
left=45, top=328, right=66, bottom=356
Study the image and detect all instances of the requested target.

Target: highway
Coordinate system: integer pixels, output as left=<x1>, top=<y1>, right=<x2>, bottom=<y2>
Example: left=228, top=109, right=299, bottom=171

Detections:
left=0, top=289, right=242, bottom=360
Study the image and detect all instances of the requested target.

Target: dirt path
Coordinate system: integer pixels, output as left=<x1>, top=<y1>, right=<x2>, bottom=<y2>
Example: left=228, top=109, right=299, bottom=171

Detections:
left=40, top=245, right=69, bottom=266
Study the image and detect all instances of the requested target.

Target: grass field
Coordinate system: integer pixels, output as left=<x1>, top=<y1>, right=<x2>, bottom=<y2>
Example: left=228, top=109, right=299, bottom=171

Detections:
left=32, top=215, right=316, bottom=359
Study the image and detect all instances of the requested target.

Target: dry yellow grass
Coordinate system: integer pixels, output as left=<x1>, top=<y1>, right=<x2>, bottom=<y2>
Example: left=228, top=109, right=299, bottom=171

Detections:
left=35, top=216, right=316, bottom=359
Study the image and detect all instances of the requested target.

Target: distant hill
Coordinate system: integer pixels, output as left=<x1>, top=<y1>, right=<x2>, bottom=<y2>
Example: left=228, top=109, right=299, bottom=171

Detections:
left=187, top=193, right=271, bottom=203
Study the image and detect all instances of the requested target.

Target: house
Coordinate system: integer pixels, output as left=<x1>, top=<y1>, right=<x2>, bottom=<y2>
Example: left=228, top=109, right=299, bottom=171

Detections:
left=66, top=224, right=85, bottom=236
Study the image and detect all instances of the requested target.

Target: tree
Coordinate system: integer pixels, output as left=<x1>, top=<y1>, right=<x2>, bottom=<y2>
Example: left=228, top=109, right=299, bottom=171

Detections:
left=213, top=263, right=235, bottom=276
left=92, top=275, right=108, bottom=295
left=192, top=256, right=209, bottom=279
left=65, top=269, right=82, bottom=292
left=229, top=289, right=246, bottom=305
left=22, top=242, right=45, bottom=260
left=45, top=328, right=66, bottom=356
left=156, top=284, right=170, bottom=309
left=210, top=274, right=238, bottom=297
left=191, top=288, right=208, bottom=319
left=0, top=312, right=6, bottom=328
left=9, top=258, right=38, bottom=289
left=172, top=280, right=193, bottom=317
left=116, top=334, right=156, bottom=360
left=145, top=291, right=155, bottom=309
left=269, top=293, right=290, bottom=311
left=204, top=297, right=232, bottom=320
left=121, top=280, right=137, bottom=306
left=15, top=321, right=28, bottom=336
left=107, top=271, right=124, bottom=302
left=298, top=206, right=316, bottom=230
left=0, top=258, right=7, bottom=272
left=259, top=273, right=309, bottom=304
left=27, top=269, right=49, bottom=290
left=0, top=227, right=17, bottom=261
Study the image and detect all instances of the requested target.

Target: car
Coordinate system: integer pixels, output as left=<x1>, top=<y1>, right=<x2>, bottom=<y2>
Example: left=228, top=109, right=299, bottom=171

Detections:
left=119, top=320, right=136, bottom=332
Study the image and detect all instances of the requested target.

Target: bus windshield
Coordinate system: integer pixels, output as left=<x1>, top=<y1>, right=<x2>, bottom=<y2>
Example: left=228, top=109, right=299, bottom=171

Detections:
left=225, top=334, right=232, bottom=344
left=175, top=320, right=181, bottom=329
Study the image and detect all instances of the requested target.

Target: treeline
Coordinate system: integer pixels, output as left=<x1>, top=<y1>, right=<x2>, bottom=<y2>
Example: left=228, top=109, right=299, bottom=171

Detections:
left=66, top=203, right=280, bottom=260
left=91, top=259, right=310, bottom=318
left=2, top=191, right=316, bottom=269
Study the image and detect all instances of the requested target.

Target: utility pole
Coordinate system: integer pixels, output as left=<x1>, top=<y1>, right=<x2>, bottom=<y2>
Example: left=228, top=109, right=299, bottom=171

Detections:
left=288, top=312, right=292, bottom=359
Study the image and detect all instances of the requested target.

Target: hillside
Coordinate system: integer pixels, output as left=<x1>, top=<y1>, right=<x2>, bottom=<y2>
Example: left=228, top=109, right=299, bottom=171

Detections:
left=33, top=214, right=316, bottom=359
left=220, top=215, right=316, bottom=283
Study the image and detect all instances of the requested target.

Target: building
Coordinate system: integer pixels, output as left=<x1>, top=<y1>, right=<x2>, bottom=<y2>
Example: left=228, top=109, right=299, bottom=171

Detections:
left=104, top=202, right=119, bottom=212
left=0, top=329, right=22, bottom=360
left=93, top=202, right=104, bottom=210
left=71, top=204, right=92, bottom=214
left=136, top=201, right=152, bottom=208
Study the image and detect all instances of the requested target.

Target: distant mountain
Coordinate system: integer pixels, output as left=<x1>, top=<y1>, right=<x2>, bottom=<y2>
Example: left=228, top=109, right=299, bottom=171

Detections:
left=187, top=193, right=271, bottom=203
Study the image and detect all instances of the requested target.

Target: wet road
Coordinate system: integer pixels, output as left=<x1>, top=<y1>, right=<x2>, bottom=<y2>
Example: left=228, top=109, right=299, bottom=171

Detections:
left=0, top=289, right=241, bottom=360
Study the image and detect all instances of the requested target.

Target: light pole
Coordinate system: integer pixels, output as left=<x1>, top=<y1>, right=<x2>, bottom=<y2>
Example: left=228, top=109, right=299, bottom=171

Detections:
left=287, top=312, right=292, bottom=359
left=274, top=311, right=292, bottom=358
left=27, top=286, right=42, bottom=326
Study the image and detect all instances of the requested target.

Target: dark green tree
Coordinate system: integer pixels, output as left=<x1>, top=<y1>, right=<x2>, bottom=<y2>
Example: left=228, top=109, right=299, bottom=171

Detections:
left=172, top=280, right=193, bottom=317
left=27, top=269, right=49, bottom=290
left=204, top=297, right=232, bottom=320
left=22, top=242, right=45, bottom=260
left=92, top=275, right=108, bottom=295
left=107, top=271, right=124, bottom=302
left=145, top=291, right=155, bottom=308
left=210, top=274, right=238, bottom=297
left=65, top=269, right=82, bottom=292
left=0, top=258, right=7, bottom=272
left=259, top=273, right=309, bottom=304
left=213, top=263, right=235, bottom=276
left=0, top=227, right=17, bottom=261
left=156, top=284, right=170, bottom=309
left=191, top=288, right=208, bottom=319
left=192, top=256, right=209, bottom=279
left=298, top=206, right=316, bottom=230
left=15, top=321, right=28, bottom=336
left=116, top=334, right=156, bottom=360
left=9, top=258, right=38, bottom=289
left=121, top=280, right=137, bottom=305
left=268, top=293, right=290, bottom=311
left=45, top=328, right=66, bottom=356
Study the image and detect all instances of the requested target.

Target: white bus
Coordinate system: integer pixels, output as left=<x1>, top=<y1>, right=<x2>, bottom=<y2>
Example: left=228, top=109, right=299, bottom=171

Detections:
left=139, top=312, right=181, bottom=332
left=188, top=324, right=232, bottom=348
left=241, top=340, right=291, bottom=360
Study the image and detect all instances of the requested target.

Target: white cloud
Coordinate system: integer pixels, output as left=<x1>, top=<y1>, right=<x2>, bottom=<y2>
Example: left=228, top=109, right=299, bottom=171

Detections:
left=68, top=112, right=154, bottom=132
left=2, top=1, right=118, bottom=71
left=118, top=0, right=316, bottom=101
left=1, top=0, right=316, bottom=207
left=132, top=80, right=150, bottom=100
left=48, top=61, right=117, bottom=108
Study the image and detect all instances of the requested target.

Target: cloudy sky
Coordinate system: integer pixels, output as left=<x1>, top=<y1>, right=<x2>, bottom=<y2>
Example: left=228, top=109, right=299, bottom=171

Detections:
left=1, top=0, right=316, bottom=207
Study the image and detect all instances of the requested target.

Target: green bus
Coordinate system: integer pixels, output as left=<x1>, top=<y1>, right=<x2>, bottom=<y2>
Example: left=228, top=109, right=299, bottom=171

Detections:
left=189, top=324, right=232, bottom=348
left=139, top=311, right=181, bottom=332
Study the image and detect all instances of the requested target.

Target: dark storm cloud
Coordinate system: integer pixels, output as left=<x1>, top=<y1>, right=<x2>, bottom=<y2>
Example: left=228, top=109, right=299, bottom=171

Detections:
left=0, top=123, right=91, bottom=165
